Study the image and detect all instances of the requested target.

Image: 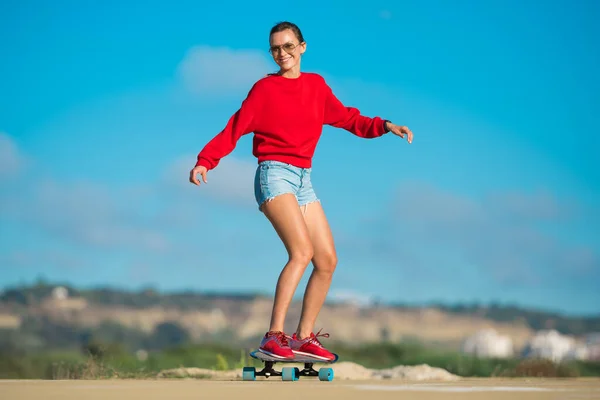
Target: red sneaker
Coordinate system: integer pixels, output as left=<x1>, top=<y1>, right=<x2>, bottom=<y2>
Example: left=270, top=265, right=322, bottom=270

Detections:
left=258, top=331, right=295, bottom=360
left=289, top=329, right=336, bottom=361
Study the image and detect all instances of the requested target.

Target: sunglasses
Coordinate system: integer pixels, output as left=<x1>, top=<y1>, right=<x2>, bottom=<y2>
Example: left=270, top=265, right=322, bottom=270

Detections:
left=269, top=42, right=303, bottom=55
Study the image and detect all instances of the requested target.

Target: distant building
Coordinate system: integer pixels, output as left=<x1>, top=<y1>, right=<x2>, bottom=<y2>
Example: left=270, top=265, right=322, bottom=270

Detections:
left=42, top=286, right=87, bottom=312
left=51, top=286, right=69, bottom=300
left=461, top=328, right=514, bottom=358
left=522, top=329, right=588, bottom=362
left=584, top=333, right=600, bottom=361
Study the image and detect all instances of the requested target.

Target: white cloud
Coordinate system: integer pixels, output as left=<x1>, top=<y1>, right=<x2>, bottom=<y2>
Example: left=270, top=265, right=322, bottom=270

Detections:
left=176, top=45, right=274, bottom=96
left=0, top=132, right=25, bottom=179
left=484, top=189, right=570, bottom=222
left=0, top=128, right=261, bottom=277
left=0, top=136, right=171, bottom=255
left=30, top=179, right=170, bottom=252
left=357, top=181, right=599, bottom=286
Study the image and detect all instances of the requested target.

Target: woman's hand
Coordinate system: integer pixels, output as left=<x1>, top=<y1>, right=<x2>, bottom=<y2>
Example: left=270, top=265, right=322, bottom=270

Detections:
left=189, top=165, right=208, bottom=185
left=386, top=121, right=413, bottom=144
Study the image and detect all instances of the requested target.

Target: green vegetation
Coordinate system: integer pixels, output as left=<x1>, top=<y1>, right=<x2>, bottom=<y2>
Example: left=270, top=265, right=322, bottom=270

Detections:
left=1, top=341, right=599, bottom=380
left=0, top=343, right=263, bottom=379
left=329, top=341, right=600, bottom=378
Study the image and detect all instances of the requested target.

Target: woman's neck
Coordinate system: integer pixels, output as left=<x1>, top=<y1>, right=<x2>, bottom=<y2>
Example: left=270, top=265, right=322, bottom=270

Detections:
left=278, top=68, right=302, bottom=79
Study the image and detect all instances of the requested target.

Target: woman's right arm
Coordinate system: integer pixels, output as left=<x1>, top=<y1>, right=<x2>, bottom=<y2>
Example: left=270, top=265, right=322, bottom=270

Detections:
left=195, top=84, right=262, bottom=171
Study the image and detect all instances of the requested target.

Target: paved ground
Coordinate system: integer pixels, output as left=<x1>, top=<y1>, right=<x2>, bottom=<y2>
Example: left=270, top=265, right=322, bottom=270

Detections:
left=2, top=378, right=600, bottom=400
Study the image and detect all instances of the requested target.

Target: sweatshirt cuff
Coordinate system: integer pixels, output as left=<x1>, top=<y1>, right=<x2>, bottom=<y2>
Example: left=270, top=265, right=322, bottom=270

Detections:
left=383, top=119, right=391, bottom=133
left=195, top=157, right=213, bottom=169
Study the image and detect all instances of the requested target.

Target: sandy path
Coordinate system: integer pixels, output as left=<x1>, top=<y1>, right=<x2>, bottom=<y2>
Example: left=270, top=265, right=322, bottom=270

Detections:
left=2, top=378, right=600, bottom=400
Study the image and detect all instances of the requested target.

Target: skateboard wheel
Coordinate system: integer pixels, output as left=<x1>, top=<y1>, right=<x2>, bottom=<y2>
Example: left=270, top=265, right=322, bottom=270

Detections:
left=242, top=366, right=256, bottom=381
left=281, top=367, right=299, bottom=381
left=318, top=368, right=334, bottom=381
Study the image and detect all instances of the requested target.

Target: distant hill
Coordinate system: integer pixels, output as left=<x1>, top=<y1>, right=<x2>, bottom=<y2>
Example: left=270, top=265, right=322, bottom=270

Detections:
left=1, top=282, right=265, bottom=309
left=431, top=303, right=600, bottom=337
left=2, top=281, right=599, bottom=337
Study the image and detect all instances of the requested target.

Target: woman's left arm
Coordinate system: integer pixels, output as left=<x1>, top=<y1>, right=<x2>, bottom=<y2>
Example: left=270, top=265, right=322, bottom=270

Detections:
left=323, top=82, right=413, bottom=143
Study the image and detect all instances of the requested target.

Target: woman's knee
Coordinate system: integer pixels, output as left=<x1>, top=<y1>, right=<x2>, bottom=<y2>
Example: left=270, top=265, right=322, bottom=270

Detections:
left=315, top=250, right=337, bottom=275
left=290, top=244, right=314, bottom=267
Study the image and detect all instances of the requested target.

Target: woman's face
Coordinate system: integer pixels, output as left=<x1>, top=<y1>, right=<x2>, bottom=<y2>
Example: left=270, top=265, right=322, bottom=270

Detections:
left=269, top=29, right=305, bottom=73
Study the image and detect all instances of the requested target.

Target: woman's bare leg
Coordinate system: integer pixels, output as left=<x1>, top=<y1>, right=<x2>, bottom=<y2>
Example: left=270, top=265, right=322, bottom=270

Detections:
left=295, top=201, right=338, bottom=339
left=261, top=193, right=314, bottom=333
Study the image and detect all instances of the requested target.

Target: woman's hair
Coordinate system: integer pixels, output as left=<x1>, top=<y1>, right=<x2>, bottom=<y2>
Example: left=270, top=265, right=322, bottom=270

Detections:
left=270, top=21, right=305, bottom=43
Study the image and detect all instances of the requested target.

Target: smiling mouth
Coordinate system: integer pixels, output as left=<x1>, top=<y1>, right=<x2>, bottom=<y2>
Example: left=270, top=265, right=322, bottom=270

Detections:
left=278, top=57, right=291, bottom=63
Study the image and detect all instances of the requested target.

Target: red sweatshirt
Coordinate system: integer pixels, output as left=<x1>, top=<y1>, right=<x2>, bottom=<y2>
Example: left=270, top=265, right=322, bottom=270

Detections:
left=195, top=72, right=389, bottom=170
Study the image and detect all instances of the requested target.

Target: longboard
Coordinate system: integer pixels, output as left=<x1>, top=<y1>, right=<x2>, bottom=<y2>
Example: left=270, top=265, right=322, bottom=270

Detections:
left=242, top=349, right=338, bottom=381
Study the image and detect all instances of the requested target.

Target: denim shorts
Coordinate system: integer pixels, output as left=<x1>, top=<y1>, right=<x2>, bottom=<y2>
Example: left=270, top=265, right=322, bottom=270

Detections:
left=254, top=160, right=320, bottom=211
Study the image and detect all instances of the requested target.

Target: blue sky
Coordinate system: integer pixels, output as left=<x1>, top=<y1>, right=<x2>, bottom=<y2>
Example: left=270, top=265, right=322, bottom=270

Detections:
left=1, top=0, right=598, bottom=315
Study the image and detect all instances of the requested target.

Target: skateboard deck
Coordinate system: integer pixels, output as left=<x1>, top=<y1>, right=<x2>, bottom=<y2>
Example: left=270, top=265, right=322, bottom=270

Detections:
left=242, top=349, right=338, bottom=382
left=250, top=349, right=339, bottom=364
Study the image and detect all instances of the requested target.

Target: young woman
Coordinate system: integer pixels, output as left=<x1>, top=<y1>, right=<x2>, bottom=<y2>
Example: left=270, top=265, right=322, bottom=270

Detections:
left=189, top=21, right=413, bottom=361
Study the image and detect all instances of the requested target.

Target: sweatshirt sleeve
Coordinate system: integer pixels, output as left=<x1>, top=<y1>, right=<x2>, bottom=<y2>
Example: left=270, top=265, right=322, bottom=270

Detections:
left=195, top=84, right=262, bottom=170
left=322, top=81, right=388, bottom=139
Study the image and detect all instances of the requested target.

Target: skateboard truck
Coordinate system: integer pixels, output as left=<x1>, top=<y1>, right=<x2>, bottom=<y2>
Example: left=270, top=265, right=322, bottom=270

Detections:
left=299, top=362, right=321, bottom=377
left=255, top=361, right=282, bottom=378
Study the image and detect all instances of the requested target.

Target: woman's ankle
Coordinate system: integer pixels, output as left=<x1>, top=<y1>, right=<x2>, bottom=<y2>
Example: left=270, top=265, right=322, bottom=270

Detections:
left=295, top=329, right=312, bottom=340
